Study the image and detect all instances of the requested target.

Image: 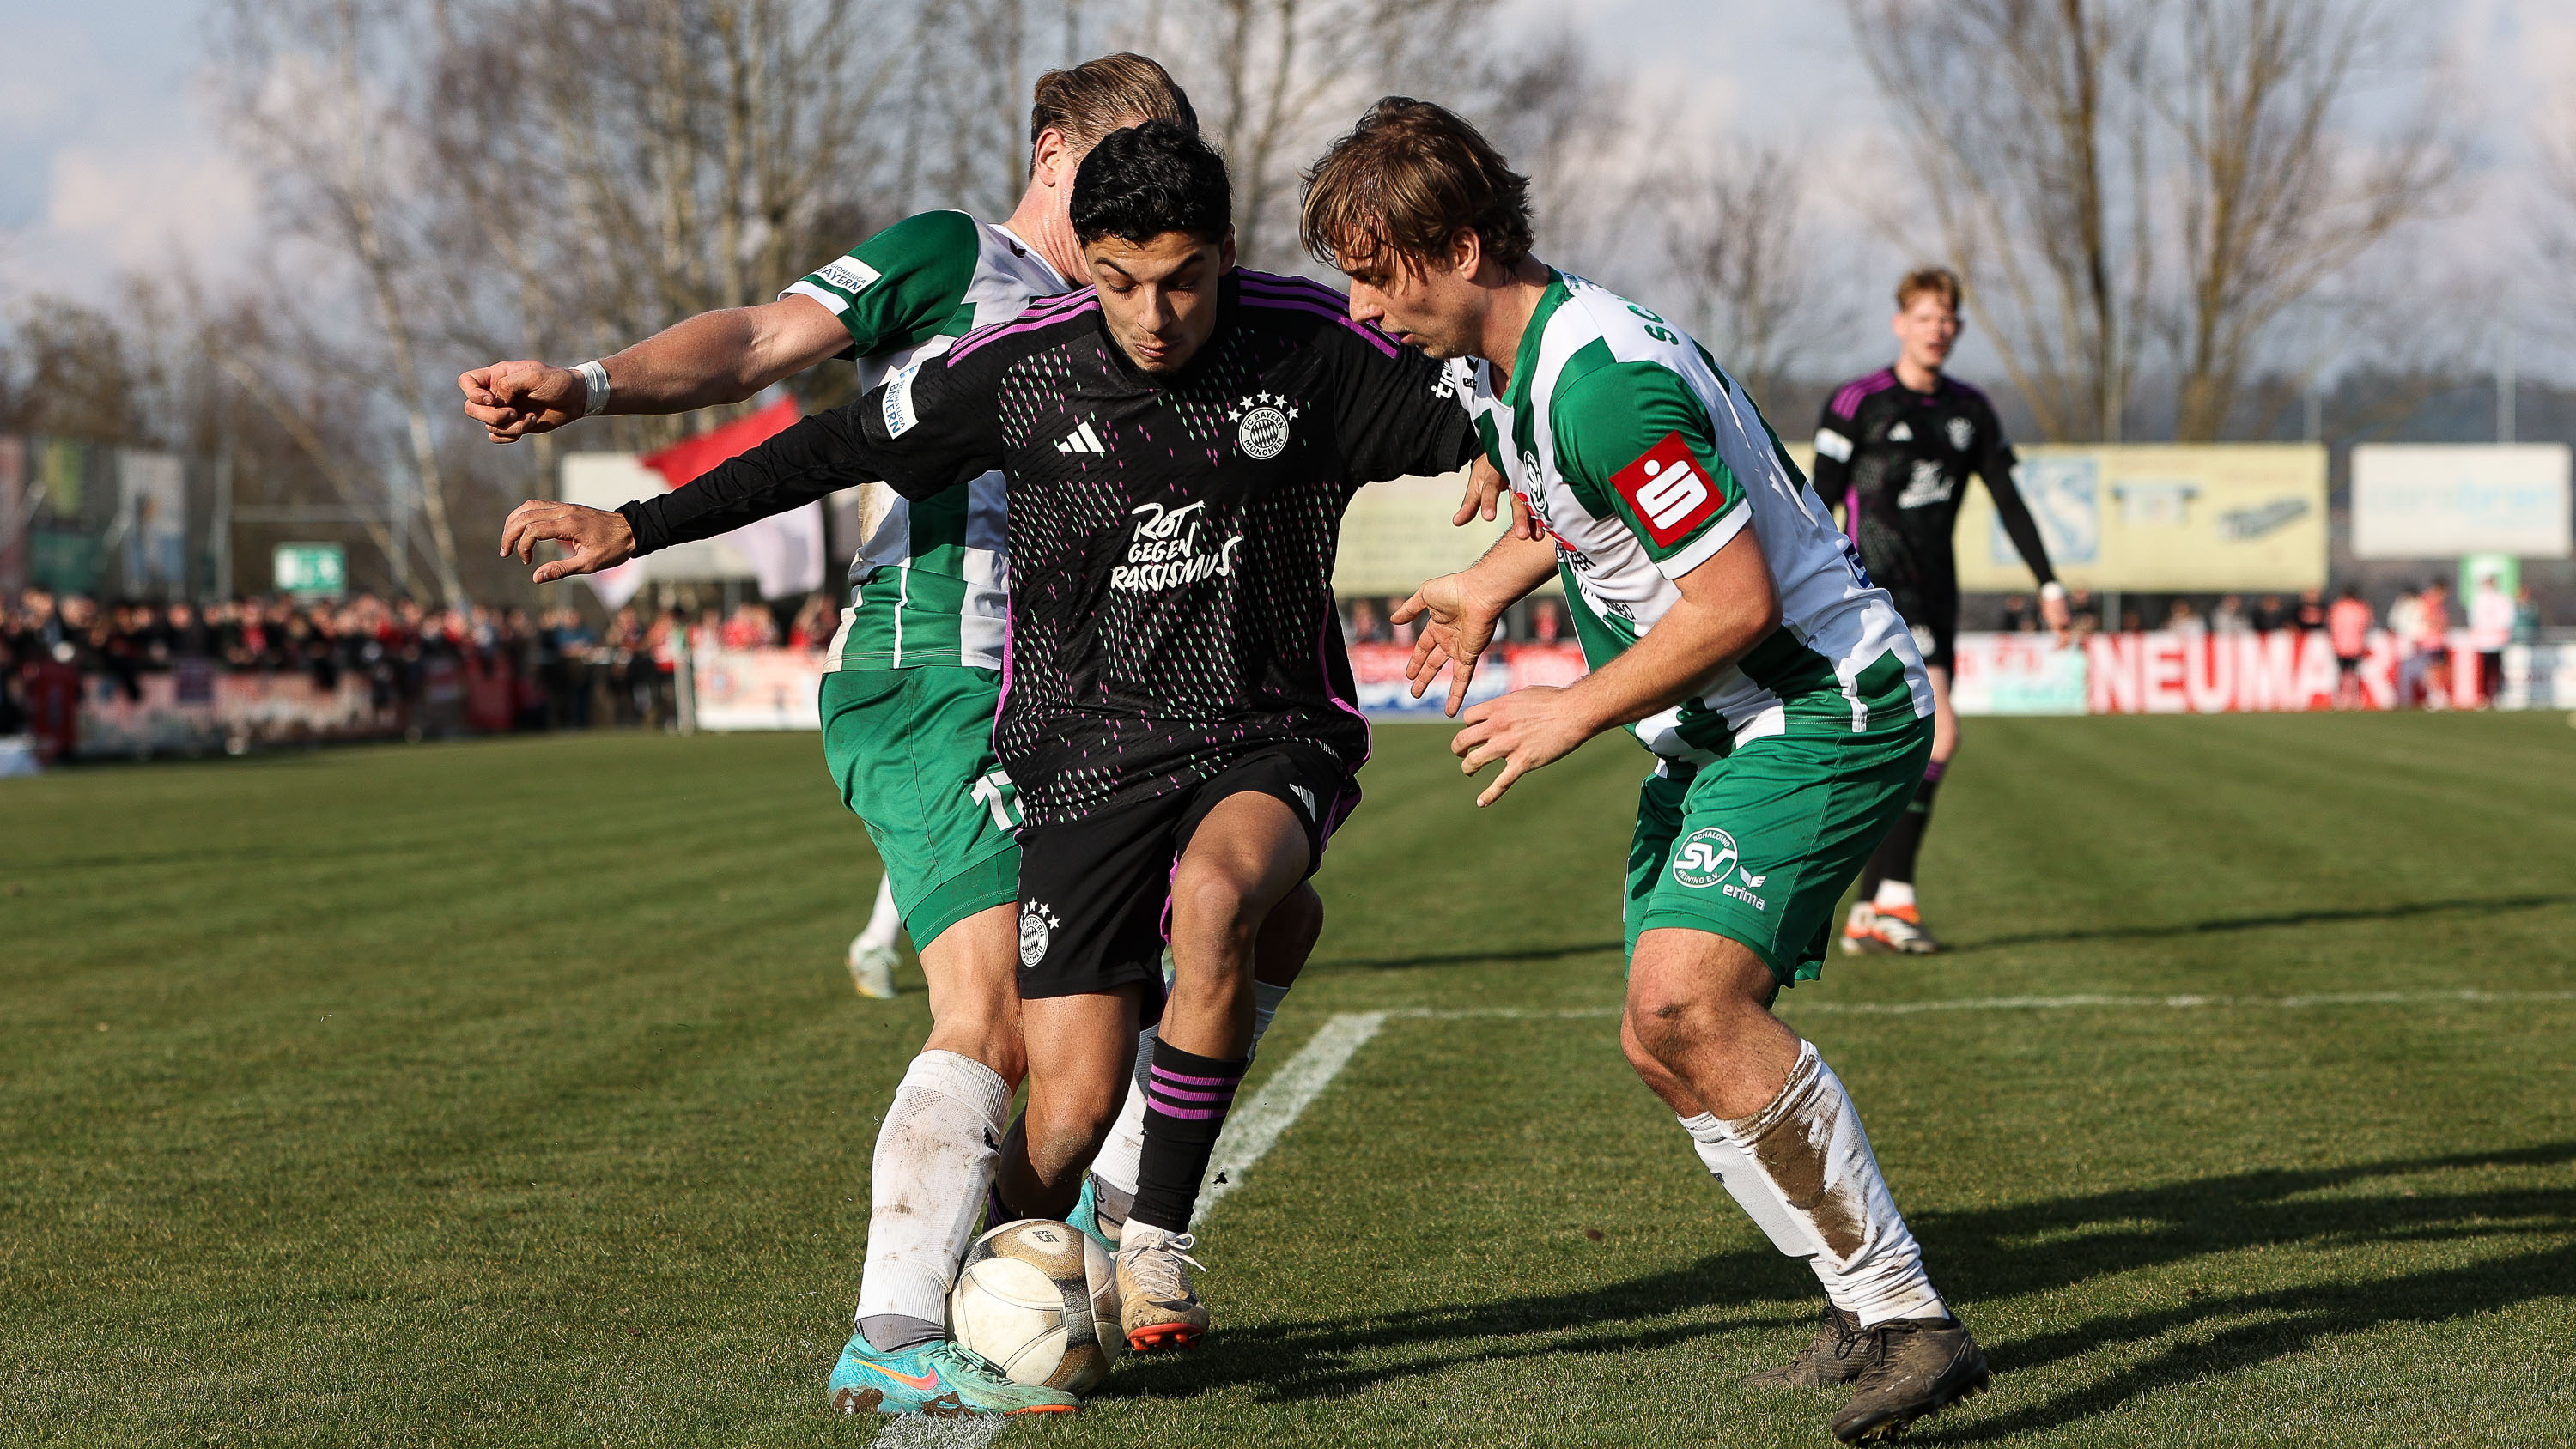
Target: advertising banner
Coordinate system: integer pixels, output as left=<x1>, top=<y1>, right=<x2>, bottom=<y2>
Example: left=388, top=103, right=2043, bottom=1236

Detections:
left=2351, top=444, right=2573, bottom=560
left=691, top=648, right=826, bottom=731
left=2501, top=644, right=2576, bottom=710
left=76, top=669, right=395, bottom=759
left=1948, top=633, right=2087, bottom=715
left=1347, top=640, right=1587, bottom=720
left=1333, top=470, right=1542, bottom=598
left=116, top=451, right=188, bottom=597
left=1954, top=445, right=2329, bottom=591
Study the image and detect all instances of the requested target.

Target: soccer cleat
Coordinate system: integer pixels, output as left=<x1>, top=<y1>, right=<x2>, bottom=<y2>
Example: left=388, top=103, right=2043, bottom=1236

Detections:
left=1838, top=903, right=1881, bottom=955
left=1867, top=903, right=1941, bottom=955
left=1115, top=1227, right=1210, bottom=1352
left=1829, top=1316, right=1990, bottom=1443
left=847, top=939, right=898, bottom=999
left=1067, top=1173, right=1121, bottom=1254
left=1747, top=1303, right=1868, bottom=1389
left=824, top=1333, right=1079, bottom=1417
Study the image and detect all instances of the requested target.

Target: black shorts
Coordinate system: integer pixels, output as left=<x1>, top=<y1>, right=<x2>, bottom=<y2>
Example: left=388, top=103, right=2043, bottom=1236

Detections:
left=1881, top=580, right=1959, bottom=675
left=1012, top=743, right=1357, bottom=1021
left=2336, top=653, right=2364, bottom=676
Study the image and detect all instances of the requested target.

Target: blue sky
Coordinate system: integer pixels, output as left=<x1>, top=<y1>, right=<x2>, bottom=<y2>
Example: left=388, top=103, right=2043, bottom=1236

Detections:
left=3, top=0, right=2567, bottom=375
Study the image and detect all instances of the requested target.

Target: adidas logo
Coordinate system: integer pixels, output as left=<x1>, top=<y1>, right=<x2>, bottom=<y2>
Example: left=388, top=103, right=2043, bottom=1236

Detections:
left=1054, top=420, right=1107, bottom=456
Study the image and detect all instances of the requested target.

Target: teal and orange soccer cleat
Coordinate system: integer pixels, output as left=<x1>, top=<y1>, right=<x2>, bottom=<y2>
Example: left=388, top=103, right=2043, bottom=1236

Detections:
left=824, top=1333, right=1079, bottom=1417
left=1066, top=1173, right=1122, bottom=1255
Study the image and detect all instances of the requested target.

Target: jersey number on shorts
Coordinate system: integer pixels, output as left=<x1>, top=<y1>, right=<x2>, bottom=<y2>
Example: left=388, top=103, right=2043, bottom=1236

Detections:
left=969, top=767, right=1021, bottom=831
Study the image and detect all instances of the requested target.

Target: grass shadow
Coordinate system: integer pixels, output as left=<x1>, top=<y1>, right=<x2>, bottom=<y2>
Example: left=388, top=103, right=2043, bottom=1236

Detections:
left=1950, top=894, right=2576, bottom=954
left=1113, top=1141, right=2576, bottom=1420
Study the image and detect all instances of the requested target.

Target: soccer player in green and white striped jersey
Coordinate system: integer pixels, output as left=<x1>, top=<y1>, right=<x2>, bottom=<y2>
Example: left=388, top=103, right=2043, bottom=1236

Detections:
left=1304, top=100, right=1989, bottom=1444
left=468, top=57, right=1324, bottom=1419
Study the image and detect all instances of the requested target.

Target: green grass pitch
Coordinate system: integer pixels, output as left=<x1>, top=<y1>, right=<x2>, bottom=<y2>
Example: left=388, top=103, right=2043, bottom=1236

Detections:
left=6, top=714, right=2574, bottom=1446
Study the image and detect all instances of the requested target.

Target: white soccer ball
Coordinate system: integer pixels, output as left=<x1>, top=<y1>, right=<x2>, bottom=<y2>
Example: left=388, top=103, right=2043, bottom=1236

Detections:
left=946, top=1218, right=1122, bottom=1393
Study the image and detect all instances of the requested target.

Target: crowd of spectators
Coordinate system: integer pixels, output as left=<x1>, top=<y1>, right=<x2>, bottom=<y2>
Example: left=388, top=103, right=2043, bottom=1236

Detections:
left=0, top=587, right=848, bottom=737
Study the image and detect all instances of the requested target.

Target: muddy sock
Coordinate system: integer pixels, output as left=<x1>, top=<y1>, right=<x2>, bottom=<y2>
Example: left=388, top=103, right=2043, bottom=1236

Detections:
left=1692, top=1043, right=1945, bottom=1326
left=853, top=1049, right=1009, bottom=1342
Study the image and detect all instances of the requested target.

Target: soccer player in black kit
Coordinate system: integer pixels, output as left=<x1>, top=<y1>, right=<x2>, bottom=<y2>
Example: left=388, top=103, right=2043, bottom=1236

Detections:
left=669, top=121, right=1479, bottom=1358
left=1811, top=269, right=2068, bottom=955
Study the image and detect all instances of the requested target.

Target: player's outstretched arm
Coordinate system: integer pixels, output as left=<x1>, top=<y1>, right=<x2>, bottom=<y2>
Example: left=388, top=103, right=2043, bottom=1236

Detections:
left=1393, top=529, right=1558, bottom=717
left=459, top=296, right=852, bottom=443
left=498, top=501, right=635, bottom=583
left=1453, top=528, right=1778, bottom=808
left=1978, top=453, right=2070, bottom=643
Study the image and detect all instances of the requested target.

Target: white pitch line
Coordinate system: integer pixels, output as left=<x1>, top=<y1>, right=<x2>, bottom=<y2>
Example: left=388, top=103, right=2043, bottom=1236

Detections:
left=1193, top=1009, right=1388, bottom=1221
left=871, top=1411, right=1007, bottom=1449
left=1392, top=988, right=2576, bottom=1021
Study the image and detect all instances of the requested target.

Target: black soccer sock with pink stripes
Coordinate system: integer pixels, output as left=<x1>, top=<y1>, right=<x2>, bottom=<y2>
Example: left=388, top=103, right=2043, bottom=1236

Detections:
left=1126, top=1039, right=1249, bottom=1237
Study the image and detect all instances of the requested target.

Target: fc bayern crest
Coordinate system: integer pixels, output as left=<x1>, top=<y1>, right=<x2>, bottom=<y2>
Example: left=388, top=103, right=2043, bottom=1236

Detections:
left=1018, top=901, right=1059, bottom=967
left=1229, top=391, right=1299, bottom=459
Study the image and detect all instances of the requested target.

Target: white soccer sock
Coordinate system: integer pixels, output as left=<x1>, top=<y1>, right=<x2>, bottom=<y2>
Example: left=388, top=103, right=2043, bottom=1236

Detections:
left=1677, top=1042, right=1946, bottom=1326
left=854, top=876, right=902, bottom=953
left=854, top=1048, right=1011, bottom=1337
left=1872, top=880, right=1917, bottom=910
left=1089, top=979, right=1294, bottom=1203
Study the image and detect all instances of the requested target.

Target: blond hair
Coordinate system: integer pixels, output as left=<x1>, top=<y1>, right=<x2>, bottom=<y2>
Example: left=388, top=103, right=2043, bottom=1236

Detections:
left=1029, top=54, right=1195, bottom=171
left=1895, top=266, right=1963, bottom=313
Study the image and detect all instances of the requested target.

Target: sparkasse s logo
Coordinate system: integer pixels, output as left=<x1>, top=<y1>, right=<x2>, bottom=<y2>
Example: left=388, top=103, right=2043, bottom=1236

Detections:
left=1612, top=432, right=1721, bottom=545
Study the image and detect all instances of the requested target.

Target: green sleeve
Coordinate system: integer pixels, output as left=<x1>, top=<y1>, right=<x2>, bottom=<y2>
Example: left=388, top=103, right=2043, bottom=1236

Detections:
left=779, top=209, right=982, bottom=356
left=1551, top=361, right=1751, bottom=579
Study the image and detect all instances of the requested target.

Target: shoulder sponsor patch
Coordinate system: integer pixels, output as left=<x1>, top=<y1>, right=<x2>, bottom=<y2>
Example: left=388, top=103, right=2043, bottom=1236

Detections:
left=813, top=257, right=882, bottom=296
left=881, top=359, right=923, bottom=437
left=1611, top=431, right=1722, bottom=546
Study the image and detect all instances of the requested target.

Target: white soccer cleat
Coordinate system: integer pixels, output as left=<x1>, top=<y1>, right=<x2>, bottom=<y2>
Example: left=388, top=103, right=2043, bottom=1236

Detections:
left=1115, top=1225, right=1209, bottom=1352
left=847, top=938, right=899, bottom=999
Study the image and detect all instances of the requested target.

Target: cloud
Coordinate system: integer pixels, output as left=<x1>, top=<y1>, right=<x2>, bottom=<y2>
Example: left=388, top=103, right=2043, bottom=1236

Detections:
left=1, top=135, right=261, bottom=301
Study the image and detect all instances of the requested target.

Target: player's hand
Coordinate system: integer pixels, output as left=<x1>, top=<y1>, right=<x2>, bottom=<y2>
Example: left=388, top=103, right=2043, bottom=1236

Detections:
left=1452, top=455, right=1537, bottom=540
left=1450, top=685, right=1591, bottom=808
left=1392, top=571, right=1504, bottom=718
left=2041, top=589, right=2073, bottom=646
left=460, top=361, right=588, bottom=443
left=499, top=500, right=635, bottom=583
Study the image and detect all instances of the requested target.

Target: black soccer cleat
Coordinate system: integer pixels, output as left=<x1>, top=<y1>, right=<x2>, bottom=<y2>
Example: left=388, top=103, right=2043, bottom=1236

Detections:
left=1829, top=1315, right=1990, bottom=1443
left=1746, top=1303, right=1868, bottom=1389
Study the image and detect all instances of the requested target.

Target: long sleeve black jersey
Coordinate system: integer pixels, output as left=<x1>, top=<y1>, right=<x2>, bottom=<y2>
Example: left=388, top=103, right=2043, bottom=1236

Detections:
left=688, top=269, right=1479, bottom=824
left=1810, top=367, right=2053, bottom=597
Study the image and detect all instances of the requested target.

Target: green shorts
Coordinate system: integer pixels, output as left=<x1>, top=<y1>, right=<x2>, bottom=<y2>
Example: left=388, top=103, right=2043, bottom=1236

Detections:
left=1624, top=715, right=1935, bottom=985
left=821, top=665, right=1020, bottom=949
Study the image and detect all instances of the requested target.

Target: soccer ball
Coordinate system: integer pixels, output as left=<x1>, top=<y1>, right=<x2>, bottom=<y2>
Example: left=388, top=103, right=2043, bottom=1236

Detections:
left=947, top=1218, right=1122, bottom=1393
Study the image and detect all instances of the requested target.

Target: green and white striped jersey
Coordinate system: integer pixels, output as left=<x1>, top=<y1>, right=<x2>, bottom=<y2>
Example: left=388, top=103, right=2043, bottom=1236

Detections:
left=1455, top=270, right=1930, bottom=764
left=781, top=209, right=1068, bottom=671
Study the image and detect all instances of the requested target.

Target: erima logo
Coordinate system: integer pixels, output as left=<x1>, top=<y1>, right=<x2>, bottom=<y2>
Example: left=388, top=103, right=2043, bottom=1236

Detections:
left=1289, top=783, right=1316, bottom=820
left=1018, top=901, right=1060, bottom=968
left=1947, top=416, right=1975, bottom=452
left=1055, top=420, right=1107, bottom=456
left=1886, top=420, right=1913, bottom=442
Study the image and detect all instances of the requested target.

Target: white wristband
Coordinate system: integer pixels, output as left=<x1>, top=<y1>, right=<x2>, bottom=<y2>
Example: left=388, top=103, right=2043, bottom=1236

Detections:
left=2040, top=581, right=2068, bottom=603
left=574, top=360, right=611, bottom=417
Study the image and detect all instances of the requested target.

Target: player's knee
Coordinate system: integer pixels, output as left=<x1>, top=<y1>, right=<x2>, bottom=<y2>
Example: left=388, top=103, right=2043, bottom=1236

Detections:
left=1170, top=860, right=1264, bottom=948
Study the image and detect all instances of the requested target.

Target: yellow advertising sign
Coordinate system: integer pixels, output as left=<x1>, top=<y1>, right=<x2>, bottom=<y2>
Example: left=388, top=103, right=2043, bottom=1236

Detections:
left=1334, top=470, right=1561, bottom=597
left=1954, top=445, right=2327, bottom=592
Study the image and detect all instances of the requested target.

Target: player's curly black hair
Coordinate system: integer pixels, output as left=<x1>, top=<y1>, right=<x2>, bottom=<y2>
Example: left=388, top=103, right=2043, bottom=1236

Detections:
left=1070, top=119, right=1232, bottom=246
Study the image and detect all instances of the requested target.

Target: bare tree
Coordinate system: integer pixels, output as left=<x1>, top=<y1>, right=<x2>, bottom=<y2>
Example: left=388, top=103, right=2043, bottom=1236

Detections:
left=1661, top=145, right=1845, bottom=418
left=2154, top=0, right=2460, bottom=440
left=1133, top=0, right=1498, bottom=270
left=1847, top=0, right=2460, bottom=443
left=1844, top=0, right=2160, bottom=442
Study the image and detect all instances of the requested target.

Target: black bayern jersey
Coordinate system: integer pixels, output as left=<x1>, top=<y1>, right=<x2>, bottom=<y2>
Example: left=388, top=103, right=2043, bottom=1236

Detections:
left=695, top=270, right=1478, bottom=824
left=1809, top=367, right=2053, bottom=603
